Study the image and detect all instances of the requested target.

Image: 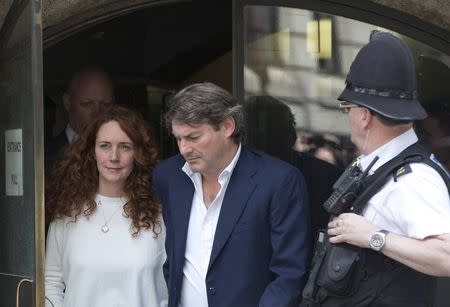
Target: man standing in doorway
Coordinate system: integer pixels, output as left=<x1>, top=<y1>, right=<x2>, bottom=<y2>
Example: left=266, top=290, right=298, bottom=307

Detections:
left=153, top=82, right=311, bottom=307
left=45, top=66, right=115, bottom=169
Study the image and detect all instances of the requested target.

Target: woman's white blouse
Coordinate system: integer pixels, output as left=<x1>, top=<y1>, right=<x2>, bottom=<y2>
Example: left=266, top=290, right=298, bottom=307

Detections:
left=45, top=194, right=168, bottom=307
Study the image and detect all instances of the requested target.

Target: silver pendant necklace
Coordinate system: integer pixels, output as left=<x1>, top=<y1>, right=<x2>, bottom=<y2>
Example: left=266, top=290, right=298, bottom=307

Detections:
left=97, top=199, right=123, bottom=233
left=101, top=224, right=109, bottom=233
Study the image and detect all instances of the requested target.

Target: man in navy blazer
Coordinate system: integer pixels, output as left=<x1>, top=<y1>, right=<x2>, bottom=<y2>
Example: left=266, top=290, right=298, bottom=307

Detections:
left=153, top=82, right=311, bottom=307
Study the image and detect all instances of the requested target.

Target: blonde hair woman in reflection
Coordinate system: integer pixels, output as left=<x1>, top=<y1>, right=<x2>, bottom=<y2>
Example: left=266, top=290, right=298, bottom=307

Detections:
left=45, top=105, right=167, bottom=307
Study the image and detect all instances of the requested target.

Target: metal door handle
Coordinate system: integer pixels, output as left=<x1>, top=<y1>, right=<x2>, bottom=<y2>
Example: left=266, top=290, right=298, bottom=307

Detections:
left=15, top=278, right=32, bottom=307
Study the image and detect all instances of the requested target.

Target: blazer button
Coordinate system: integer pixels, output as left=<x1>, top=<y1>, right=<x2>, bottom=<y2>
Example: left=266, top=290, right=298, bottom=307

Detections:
left=208, top=287, right=216, bottom=295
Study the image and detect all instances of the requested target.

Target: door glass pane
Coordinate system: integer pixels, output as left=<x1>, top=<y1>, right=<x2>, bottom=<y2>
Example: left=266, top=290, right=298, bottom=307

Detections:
left=242, top=5, right=450, bottom=306
left=0, top=0, right=43, bottom=305
left=243, top=5, right=450, bottom=170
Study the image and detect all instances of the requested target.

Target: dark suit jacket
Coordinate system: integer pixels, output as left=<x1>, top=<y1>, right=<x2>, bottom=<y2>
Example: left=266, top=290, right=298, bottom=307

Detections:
left=44, top=130, right=69, bottom=237
left=291, top=151, right=342, bottom=241
left=45, top=130, right=69, bottom=174
left=153, top=146, right=311, bottom=307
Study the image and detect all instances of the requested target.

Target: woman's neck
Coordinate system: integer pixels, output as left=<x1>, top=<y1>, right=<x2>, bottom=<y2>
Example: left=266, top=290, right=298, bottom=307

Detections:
left=98, top=182, right=124, bottom=198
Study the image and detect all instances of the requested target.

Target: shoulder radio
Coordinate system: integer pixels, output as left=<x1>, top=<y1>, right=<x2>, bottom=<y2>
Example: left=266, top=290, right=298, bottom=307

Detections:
left=323, top=156, right=379, bottom=215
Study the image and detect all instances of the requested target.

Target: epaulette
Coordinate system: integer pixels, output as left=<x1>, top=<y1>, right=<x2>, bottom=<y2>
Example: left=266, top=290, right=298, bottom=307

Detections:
left=393, top=164, right=412, bottom=182
left=350, top=141, right=449, bottom=214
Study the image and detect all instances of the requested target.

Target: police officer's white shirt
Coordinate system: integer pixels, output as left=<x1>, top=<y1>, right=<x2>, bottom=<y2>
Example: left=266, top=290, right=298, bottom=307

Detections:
left=359, top=128, right=450, bottom=239
left=179, top=144, right=241, bottom=307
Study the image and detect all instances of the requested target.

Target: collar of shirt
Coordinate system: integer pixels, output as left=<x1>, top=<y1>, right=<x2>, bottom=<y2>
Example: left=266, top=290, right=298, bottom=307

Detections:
left=182, top=143, right=242, bottom=190
left=65, top=124, right=78, bottom=144
left=358, top=128, right=418, bottom=174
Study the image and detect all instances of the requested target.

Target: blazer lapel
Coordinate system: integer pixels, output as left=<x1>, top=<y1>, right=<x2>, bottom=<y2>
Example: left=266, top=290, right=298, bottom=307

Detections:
left=208, top=148, right=257, bottom=270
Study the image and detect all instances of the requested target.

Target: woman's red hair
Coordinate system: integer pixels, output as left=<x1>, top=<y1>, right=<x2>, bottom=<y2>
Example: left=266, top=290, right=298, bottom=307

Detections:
left=46, top=105, right=161, bottom=236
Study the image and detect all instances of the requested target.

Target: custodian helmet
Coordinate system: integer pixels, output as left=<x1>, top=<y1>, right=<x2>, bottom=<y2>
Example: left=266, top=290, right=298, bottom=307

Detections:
left=338, top=31, right=427, bottom=121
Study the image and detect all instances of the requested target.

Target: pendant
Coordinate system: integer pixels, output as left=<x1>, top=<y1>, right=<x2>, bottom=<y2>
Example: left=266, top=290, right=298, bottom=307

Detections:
left=101, top=224, right=109, bottom=233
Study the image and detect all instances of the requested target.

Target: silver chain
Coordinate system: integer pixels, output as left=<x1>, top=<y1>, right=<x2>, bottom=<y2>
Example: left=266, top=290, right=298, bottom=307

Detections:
left=97, top=198, right=124, bottom=233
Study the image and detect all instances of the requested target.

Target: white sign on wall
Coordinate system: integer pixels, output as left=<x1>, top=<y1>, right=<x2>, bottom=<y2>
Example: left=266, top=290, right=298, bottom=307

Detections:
left=5, top=129, right=23, bottom=196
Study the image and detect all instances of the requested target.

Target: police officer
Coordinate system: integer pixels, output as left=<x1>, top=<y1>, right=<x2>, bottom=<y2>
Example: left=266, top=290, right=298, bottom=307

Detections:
left=305, top=31, right=450, bottom=306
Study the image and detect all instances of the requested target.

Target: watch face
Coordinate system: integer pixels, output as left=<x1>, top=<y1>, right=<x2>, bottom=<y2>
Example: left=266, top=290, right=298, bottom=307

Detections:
left=371, top=234, right=384, bottom=248
left=370, top=232, right=386, bottom=251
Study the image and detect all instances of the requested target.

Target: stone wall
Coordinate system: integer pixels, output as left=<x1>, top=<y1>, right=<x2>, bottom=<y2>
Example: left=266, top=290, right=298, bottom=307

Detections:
left=0, top=0, right=449, bottom=37
left=0, top=0, right=14, bottom=29
left=373, top=0, right=450, bottom=31
left=0, top=0, right=123, bottom=31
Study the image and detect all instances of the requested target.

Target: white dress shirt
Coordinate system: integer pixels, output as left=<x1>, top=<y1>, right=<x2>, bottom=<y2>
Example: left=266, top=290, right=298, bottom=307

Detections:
left=359, top=128, right=450, bottom=239
left=179, top=144, right=241, bottom=307
left=65, top=124, right=78, bottom=144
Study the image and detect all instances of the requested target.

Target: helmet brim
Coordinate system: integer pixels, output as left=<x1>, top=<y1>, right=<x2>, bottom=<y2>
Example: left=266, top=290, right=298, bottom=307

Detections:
left=338, top=88, right=427, bottom=121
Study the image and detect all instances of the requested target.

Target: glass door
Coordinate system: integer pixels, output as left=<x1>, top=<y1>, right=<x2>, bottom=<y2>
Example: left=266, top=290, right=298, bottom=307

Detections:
left=234, top=4, right=450, bottom=167
left=233, top=1, right=450, bottom=306
left=0, top=0, right=44, bottom=306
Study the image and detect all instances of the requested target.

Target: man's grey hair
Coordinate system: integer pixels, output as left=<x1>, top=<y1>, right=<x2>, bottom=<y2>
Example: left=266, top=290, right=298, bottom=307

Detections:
left=164, top=82, right=244, bottom=143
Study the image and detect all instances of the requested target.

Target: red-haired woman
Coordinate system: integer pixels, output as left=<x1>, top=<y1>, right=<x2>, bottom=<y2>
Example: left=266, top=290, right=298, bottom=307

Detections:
left=45, top=105, right=167, bottom=307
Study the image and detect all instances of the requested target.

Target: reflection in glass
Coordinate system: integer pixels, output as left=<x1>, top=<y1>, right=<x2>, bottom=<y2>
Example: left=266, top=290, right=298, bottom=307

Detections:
left=242, top=5, right=450, bottom=306
left=243, top=5, right=450, bottom=169
left=415, top=56, right=450, bottom=170
left=243, top=94, right=342, bottom=248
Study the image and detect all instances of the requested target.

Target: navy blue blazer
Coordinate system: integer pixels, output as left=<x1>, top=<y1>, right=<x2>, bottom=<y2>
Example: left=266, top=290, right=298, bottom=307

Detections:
left=153, top=146, right=311, bottom=307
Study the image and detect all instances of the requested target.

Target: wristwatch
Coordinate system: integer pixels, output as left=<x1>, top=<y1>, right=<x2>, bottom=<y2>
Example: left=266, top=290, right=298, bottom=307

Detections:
left=369, top=230, right=389, bottom=251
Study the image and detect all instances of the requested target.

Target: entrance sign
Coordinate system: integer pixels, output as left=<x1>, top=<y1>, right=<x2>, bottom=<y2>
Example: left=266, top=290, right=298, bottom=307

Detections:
left=5, top=128, right=23, bottom=196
